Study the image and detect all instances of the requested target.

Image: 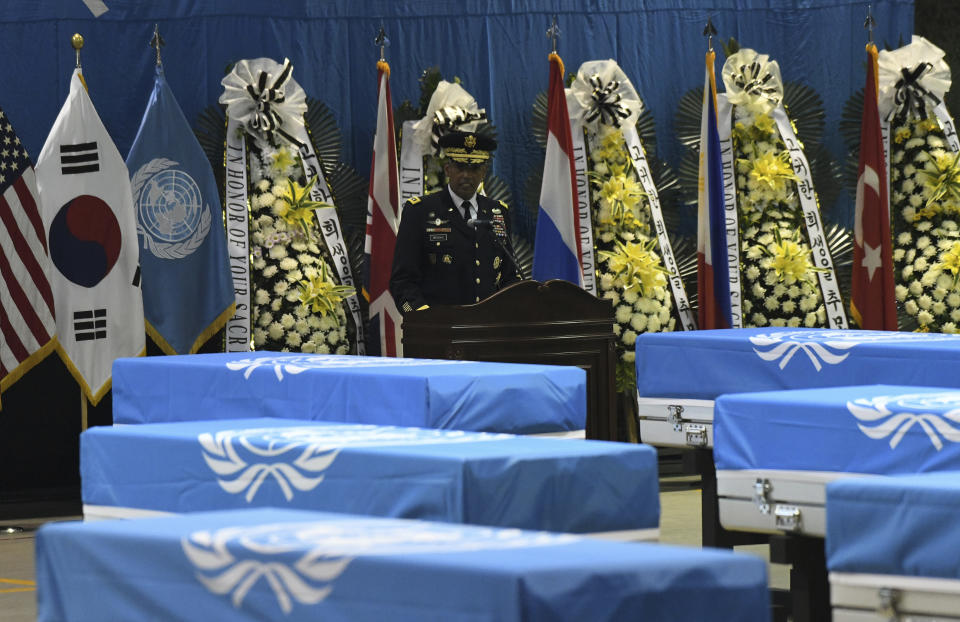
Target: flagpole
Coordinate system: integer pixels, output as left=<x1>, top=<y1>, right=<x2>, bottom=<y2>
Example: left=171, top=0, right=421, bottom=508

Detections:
left=80, top=393, right=88, bottom=431
left=71, top=33, right=83, bottom=68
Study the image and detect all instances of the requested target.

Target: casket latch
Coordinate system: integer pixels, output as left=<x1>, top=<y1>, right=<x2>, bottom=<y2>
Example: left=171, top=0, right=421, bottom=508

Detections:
left=667, top=405, right=685, bottom=431
left=752, top=478, right=772, bottom=514
left=774, top=504, right=801, bottom=532
left=684, top=423, right=707, bottom=447
left=877, top=586, right=901, bottom=620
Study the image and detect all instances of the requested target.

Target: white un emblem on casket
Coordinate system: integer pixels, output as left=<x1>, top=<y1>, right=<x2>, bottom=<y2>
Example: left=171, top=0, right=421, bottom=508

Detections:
left=133, top=158, right=211, bottom=259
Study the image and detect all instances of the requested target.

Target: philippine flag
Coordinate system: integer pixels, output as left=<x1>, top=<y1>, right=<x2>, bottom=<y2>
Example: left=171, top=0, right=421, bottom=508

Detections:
left=697, top=49, right=732, bottom=329
left=532, top=52, right=582, bottom=286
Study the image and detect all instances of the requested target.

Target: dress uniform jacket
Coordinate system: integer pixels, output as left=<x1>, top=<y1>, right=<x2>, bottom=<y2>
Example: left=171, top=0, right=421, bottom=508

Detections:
left=390, top=189, right=520, bottom=313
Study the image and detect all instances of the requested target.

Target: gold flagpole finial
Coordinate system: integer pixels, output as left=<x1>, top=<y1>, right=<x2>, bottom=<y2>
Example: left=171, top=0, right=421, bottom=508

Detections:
left=150, top=24, right=165, bottom=67
left=71, top=33, right=84, bottom=68
left=703, top=17, right=718, bottom=52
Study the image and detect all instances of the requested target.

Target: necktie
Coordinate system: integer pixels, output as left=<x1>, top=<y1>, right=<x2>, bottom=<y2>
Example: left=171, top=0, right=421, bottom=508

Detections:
left=461, top=201, right=472, bottom=225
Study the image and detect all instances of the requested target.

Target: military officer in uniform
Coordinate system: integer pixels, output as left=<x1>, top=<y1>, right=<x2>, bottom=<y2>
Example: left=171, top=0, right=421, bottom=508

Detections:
left=390, top=130, right=520, bottom=313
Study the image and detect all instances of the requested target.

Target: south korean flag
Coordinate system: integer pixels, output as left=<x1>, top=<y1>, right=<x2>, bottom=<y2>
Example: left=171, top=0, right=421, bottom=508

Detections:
left=35, top=69, right=145, bottom=404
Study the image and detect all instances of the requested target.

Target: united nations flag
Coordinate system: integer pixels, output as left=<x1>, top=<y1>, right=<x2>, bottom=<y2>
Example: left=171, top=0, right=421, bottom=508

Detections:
left=126, top=66, right=235, bottom=354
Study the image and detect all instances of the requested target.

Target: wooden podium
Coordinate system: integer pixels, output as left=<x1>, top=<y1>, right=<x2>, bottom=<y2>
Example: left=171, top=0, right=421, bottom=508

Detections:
left=401, top=279, right=617, bottom=440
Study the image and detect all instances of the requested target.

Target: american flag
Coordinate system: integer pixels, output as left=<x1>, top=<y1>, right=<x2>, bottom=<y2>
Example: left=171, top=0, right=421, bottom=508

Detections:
left=0, top=106, right=57, bottom=407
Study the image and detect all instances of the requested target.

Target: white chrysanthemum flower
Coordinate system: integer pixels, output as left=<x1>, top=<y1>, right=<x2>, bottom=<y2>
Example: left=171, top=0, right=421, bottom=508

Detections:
left=328, top=330, right=341, bottom=345
left=252, top=257, right=267, bottom=270
left=933, top=286, right=948, bottom=301
left=623, top=289, right=639, bottom=304
left=280, top=313, right=295, bottom=329
left=917, top=236, right=931, bottom=251
left=905, top=137, right=925, bottom=150
left=904, top=164, right=916, bottom=177
left=253, top=327, right=267, bottom=347
left=630, top=314, right=648, bottom=332
left=285, top=269, right=303, bottom=283
left=273, top=281, right=289, bottom=295
left=751, top=283, right=765, bottom=298
left=895, top=284, right=909, bottom=301
left=743, top=265, right=760, bottom=281
left=303, top=266, right=319, bottom=280
left=917, top=310, right=934, bottom=326
left=905, top=248, right=917, bottom=263
left=799, top=295, right=817, bottom=312
left=770, top=318, right=787, bottom=327
left=787, top=316, right=801, bottom=327
left=782, top=300, right=796, bottom=314
left=943, top=322, right=958, bottom=334
left=743, top=299, right=753, bottom=313
left=902, top=179, right=916, bottom=193
left=920, top=270, right=938, bottom=287
left=902, top=265, right=915, bottom=280
left=923, top=245, right=937, bottom=258
left=908, top=280, right=923, bottom=296
left=917, top=294, right=933, bottom=310
left=315, top=343, right=331, bottom=354
left=271, top=298, right=282, bottom=311
left=622, top=330, right=638, bottom=346
left=600, top=273, right=614, bottom=289
left=897, top=232, right=912, bottom=245
left=268, top=322, right=284, bottom=339
left=622, top=351, right=636, bottom=363
left=254, top=289, right=270, bottom=305
left=285, top=332, right=302, bottom=347
left=763, top=270, right=780, bottom=286
left=893, top=150, right=905, bottom=164
left=659, top=307, right=670, bottom=323
left=319, top=315, right=337, bottom=331
left=933, top=301, right=947, bottom=315
left=263, top=265, right=279, bottom=278
left=764, top=296, right=779, bottom=311
left=804, top=312, right=818, bottom=327
left=268, top=244, right=287, bottom=260
left=904, top=299, right=919, bottom=316
left=949, top=293, right=960, bottom=308
left=291, top=241, right=307, bottom=252
left=648, top=315, right=662, bottom=332
left=279, top=257, right=298, bottom=271
left=612, top=323, right=622, bottom=336
left=928, top=135, right=946, bottom=148
left=258, top=311, right=273, bottom=327
left=616, top=305, right=633, bottom=323
left=916, top=220, right=933, bottom=232
left=944, top=220, right=959, bottom=231
left=307, top=315, right=321, bottom=329
left=294, top=318, right=310, bottom=334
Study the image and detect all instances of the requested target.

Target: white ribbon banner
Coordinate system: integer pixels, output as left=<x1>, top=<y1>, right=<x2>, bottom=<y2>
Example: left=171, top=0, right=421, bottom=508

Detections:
left=399, top=120, right=424, bottom=212
left=622, top=126, right=695, bottom=329
left=772, top=105, right=848, bottom=329
left=569, top=121, right=597, bottom=295
left=291, top=127, right=365, bottom=355
left=224, top=118, right=252, bottom=352
left=715, top=95, right=744, bottom=328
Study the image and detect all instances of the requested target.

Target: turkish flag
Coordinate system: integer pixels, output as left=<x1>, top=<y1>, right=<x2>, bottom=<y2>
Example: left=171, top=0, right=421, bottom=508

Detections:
left=851, top=43, right=897, bottom=330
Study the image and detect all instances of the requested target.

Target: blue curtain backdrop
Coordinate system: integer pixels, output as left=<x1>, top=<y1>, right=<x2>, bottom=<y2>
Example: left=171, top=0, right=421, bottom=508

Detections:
left=1, top=0, right=913, bottom=229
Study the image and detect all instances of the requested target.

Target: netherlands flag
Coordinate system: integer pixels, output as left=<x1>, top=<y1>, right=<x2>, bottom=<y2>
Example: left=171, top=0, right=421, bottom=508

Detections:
left=532, top=52, right=583, bottom=286
left=697, top=49, right=732, bottom=329
left=363, top=60, right=402, bottom=355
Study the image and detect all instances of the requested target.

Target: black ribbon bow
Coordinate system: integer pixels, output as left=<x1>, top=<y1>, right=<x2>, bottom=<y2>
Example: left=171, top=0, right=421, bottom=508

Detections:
left=244, top=60, right=302, bottom=147
left=732, top=61, right=779, bottom=102
left=585, top=74, right=631, bottom=126
left=893, top=62, right=939, bottom=124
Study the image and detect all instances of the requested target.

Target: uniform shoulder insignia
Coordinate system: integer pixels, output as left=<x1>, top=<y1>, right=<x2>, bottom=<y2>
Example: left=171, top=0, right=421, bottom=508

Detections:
left=407, top=196, right=422, bottom=205
left=497, top=200, right=509, bottom=210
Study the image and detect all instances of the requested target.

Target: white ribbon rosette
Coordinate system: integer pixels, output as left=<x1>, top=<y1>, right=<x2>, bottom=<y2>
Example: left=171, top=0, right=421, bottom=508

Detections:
left=220, top=58, right=308, bottom=147
left=410, top=80, right=487, bottom=157
left=567, top=59, right=643, bottom=131
left=878, top=35, right=952, bottom=122
left=722, top=49, right=783, bottom=115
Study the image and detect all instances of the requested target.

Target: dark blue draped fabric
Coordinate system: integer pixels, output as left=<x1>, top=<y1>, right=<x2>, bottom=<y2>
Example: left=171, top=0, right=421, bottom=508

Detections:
left=0, top=0, right=913, bottom=226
